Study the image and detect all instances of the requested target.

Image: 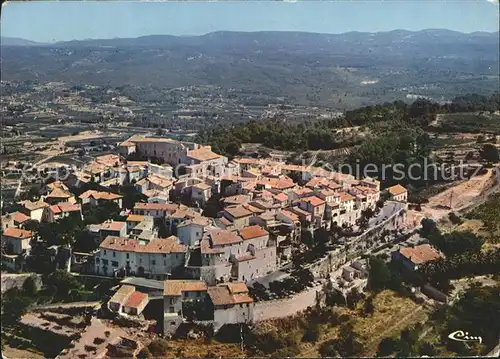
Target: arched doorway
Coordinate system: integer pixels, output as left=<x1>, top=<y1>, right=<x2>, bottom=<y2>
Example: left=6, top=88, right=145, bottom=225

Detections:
left=138, top=266, right=145, bottom=277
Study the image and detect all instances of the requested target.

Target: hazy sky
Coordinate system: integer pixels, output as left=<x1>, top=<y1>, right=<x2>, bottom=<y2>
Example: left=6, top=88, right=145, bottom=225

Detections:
left=1, top=0, right=499, bottom=43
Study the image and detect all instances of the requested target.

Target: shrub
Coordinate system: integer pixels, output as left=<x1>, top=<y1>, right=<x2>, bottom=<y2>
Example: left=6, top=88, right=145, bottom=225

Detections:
left=148, top=339, right=170, bottom=356
left=302, top=322, right=321, bottom=343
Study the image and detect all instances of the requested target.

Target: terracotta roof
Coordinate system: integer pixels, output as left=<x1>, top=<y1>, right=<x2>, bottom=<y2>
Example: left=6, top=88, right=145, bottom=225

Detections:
left=95, top=154, right=121, bottom=167
left=223, top=205, right=252, bottom=219
left=79, top=190, right=122, bottom=201
left=207, top=287, right=234, bottom=306
left=134, top=202, right=179, bottom=213
left=119, top=141, right=135, bottom=147
left=123, top=291, right=148, bottom=309
left=207, top=283, right=253, bottom=306
left=109, top=285, right=135, bottom=305
left=293, top=187, right=314, bottom=197
left=187, top=148, right=222, bottom=162
left=170, top=209, right=199, bottom=220
left=300, top=196, right=326, bottom=207
left=3, top=227, right=32, bottom=239
left=274, top=192, right=289, bottom=202
left=279, top=209, right=299, bottom=222
left=52, top=203, right=81, bottom=214
left=164, top=280, right=207, bottom=296
left=177, top=217, right=212, bottom=228
left=126, top=214, right=146, bottom=223
left=305, top=177, right=330, bottom=188
left=200, top=239, right=224, bottom=254
left=399, top=244, right=442, bottom=265
left=223, top=195, right=251, bottom=205
left=238, top=225, right=269, bottom=240
left=193, top=182, right=212, bottom=190
left=148, top=175, right=173, bottom=188
left=207, top=229, right=243, bottom=246
left=100, top=221, right=126, bottom=232
left=216, top=217, right=233, bottom=228
left=20, top=200, right=49, bottom=211
left=137, top=237, right=187, bottom=254
left=339, top=192, right=355, bottom=202
left=6, top=211, right=31, bottom=224
left=388, top=184, right=407, bottom=196
left=242, top=203, right=266, bottom=214
left=46, top=181, right=69, bottom=191
left=100, top=236, right=139, bottom=252
left=45, top=188, right=73, bottom=199
left=258, top=176, right=295, bottom=190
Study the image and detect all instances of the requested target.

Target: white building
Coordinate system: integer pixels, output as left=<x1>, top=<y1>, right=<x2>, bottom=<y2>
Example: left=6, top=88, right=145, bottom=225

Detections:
left=94, top=236, right=187, bottom=280
left=387, top=184, right=408, bottom=202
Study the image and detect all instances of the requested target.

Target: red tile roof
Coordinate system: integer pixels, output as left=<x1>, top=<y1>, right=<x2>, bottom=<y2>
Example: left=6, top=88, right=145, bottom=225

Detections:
left=100, top=236, right=139, bottom=252
left=207, top=229, right=243, bottom=246
left=100, top=221, right=126, bottom=232
left=223, top=205, right=252, bottom=219
left=339, top=192, right=355, bottom=202
left=388, top=184, right=407, bottom=196
left=3, top=227, right=32, bottom=239
left=124, top=291, right=148, bottom=309
left=9, top=211, right=31, bottom=223
left=238, top=225, right=269, bottom=240
left=187, top=148, right=222, bottom=162
left=274, top=192, right=289, bottom=202
left=300, top=196, right=326, bottom=207
left=399, top=244, right=442, bottom=265
left=207, top=283, right=252, bottom=306
left=134, top=202, right=179, bottom=213
left=164, top=280, right=207, bottom=296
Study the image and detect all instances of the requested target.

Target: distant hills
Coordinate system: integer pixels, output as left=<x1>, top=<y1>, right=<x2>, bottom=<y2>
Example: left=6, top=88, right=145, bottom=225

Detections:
left=1, top=29, right=499, bottom=107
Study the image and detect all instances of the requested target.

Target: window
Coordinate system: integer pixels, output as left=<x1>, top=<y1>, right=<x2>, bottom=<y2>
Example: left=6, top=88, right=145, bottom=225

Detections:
left=111, top=261, right=118, bottom=267
left=113, top=252, right=116, bottom=257
left=104, top=250, right=107, bottom=255
left=126, top=253, right=129, bottom=259
left=162, top=254, right=166, bottom=258
left=102, top=259, right=109, bottom=265
left=95, top=258, right=100, bottom=263
left=152, top=260, right=156, bottom=265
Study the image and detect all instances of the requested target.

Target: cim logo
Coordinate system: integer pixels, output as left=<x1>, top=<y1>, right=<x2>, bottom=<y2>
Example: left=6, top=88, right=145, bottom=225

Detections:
left=448, top=330, right=482, bottom=344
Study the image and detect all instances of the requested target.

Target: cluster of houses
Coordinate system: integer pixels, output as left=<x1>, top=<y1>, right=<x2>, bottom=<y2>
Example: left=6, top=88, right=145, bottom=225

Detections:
left=2, top=134, right=418, bottom=332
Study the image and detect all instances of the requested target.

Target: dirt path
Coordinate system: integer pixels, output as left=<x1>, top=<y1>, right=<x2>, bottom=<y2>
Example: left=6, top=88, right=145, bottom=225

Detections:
left=407, top=168, right=497, bottom=226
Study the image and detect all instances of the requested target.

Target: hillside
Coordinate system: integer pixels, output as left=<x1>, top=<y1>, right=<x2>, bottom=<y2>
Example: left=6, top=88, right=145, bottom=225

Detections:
left=1, top=30, right=499, bottom=107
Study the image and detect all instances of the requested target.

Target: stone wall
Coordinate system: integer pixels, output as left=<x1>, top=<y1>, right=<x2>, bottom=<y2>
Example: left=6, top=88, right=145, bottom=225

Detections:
left=253, top=284, right=323, bottom=322
left=1, top=273, right=42, bottom=293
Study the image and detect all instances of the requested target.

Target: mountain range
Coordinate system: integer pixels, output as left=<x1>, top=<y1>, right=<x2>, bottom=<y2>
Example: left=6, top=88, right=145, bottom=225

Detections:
left=2, top=30, right=498, bottom=107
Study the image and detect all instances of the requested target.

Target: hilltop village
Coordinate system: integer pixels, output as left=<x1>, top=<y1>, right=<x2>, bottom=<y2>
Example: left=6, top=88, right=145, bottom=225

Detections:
left=1, top=133, right=414, bottom=328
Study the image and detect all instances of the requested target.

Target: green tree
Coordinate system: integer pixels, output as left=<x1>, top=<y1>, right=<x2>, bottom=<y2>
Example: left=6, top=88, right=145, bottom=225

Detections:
left=1, top=288, right=32, bottom=325
left=22, top=275, right=38, bottom=296
left=148, top=339, right=171, bottom=356
left=430, top=231, right=484, bottom=257
left=376, top=337, right=399, bottom=357
left=302, top=322, right=321, bottom=343
left=137, top=347, right=153, bottom=359
left=364, top=296, right=375, bottom=315
left=479, top=144, right=499, bottom=163
left=319, top=323, right=364, bottom=357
